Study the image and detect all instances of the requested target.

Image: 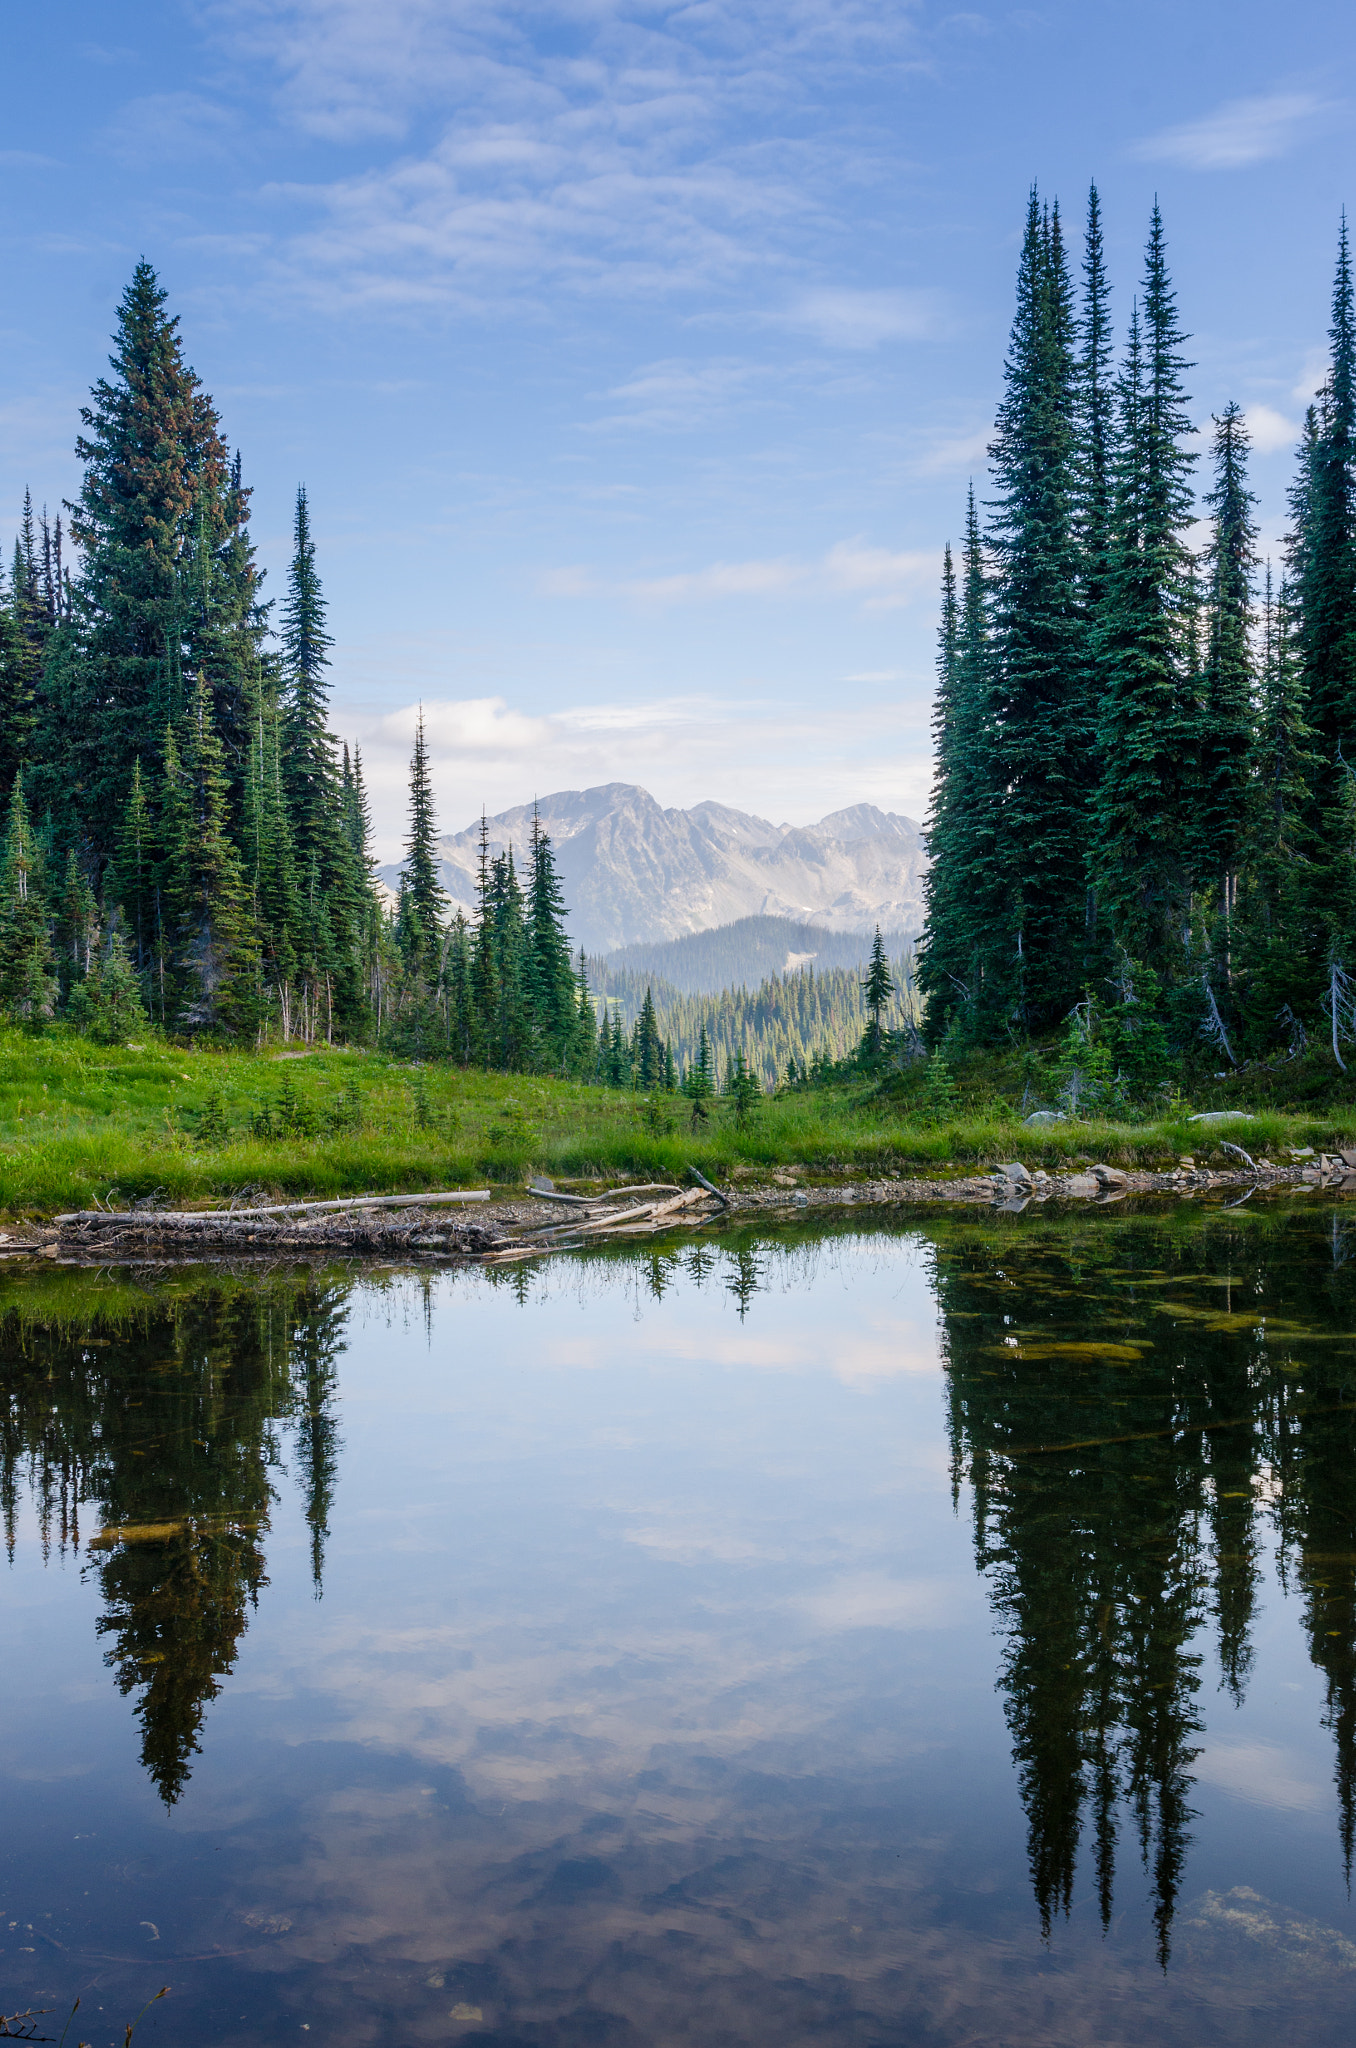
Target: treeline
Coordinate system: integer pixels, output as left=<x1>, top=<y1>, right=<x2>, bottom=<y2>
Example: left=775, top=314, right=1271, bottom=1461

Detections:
left=0, top=264, right=597, bottom=1074
left=921, top=189, right=1356, bottom=1073
left=598, top=916, right=916, bottom=996
left=591, top=950, right=920, bottom=1087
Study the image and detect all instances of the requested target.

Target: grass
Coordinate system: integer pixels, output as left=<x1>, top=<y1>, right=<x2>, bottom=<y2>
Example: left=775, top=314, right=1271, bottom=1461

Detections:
left=0, top=1025, right=1353, bottom=1221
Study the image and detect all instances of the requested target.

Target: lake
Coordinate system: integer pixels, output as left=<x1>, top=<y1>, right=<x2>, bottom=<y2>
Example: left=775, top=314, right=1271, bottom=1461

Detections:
left=4, top=1200, right=1356, bottom=2046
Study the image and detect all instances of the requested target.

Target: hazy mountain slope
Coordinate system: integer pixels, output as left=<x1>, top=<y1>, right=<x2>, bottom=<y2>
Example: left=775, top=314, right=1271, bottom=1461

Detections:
left=590, top=916, right=916, bottom=995
left=378, top=783, right=927, bottom=954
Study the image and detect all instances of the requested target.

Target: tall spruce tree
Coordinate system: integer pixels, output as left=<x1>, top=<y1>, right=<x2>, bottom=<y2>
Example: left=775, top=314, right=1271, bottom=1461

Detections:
left=0, top=767, right=57, bottom=1020
left=1092, top=206, right=1199, bottom=976
left=68, top=264, right=233, bottom=853
left=1296, top=219, right=1356, bottom=799
left=919, top=489, right=1000, bottom=1038
left=400, top=708, right=447, bottom=944
left=1195, top=403, right=1257, bottom=918
left=160, top=676, right=256, bottom=1032
left=984, top=190, right=1086, bottom=1027
left=280, top=486, right=339, bottom=879
left=526, top=805, right=578, bottom=1067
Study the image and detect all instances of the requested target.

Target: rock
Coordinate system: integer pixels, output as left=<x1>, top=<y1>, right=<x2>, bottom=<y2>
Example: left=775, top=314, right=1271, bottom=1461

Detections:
left=1024, top=1110, right=1066, bottom=1126
left=793, top=1192, right=808, bottom=1206
left=996, top=1162, right=1033, bottom=1186
left=1340, top=1149, right=1356, bottom=1169
left=1063, top=1174, right=1100, bottom=1197
left=995, top=1194, right=1030, bottom=1213
left=1090, top=1164, right=1127, bottom=1187
left=1188, top=1110, right=1253, bottom=1125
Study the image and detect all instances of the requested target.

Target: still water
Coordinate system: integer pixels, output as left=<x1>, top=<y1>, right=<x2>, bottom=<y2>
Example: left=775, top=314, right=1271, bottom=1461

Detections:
left=4, top=1204, right=1356, bottom=2045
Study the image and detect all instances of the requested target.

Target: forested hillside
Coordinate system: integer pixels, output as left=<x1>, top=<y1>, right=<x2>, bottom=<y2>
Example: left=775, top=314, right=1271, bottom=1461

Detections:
left=593, top=917, right=915, bottom=994
left=921, top=189, right=1356, bottom=1077
left=591, top=946, right=920, bottom=1087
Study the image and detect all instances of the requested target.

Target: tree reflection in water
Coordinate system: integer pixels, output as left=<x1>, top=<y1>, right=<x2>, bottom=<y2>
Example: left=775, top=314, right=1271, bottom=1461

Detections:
left=0, top=1269, right=347, bottom=1805
left=935, top=1209, right=1356, bottom=1963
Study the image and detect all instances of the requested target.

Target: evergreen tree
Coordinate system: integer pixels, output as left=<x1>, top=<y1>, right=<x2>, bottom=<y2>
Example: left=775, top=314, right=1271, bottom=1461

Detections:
left=280, top=485, right=339, bottom=880
left=68, top=263, right=232, bottom=852
left=113, top=757, right=157, bottom=978
left=1296, top=218, right=1356, bottom=798
left=1091, top=207, right=1199, bottom=976
left=160, top=677, right=256, bottom=1032
left=634, top=985, right=662, bottom=1089
left=1195, top=403, right=1257, bottom=916
left=0, top=768, right=56, bottom=1020
left=400, top=708, right=446, bottom=942
left=861, top=924, right=893, bottom=1053
left=526, top=805, right=578, bottom=1067
left=985, top=190, right=1087, bottom=1027
left=919, top=489, right=1000, bottom=1037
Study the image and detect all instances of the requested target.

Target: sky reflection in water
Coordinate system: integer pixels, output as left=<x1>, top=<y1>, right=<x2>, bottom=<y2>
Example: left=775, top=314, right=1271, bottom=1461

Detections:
left=4, top=1208, right=1356, bottom=2045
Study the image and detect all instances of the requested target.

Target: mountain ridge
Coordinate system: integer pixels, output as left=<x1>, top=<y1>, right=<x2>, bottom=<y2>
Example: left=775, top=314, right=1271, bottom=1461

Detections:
left=377, top=780, right=928, bottom=954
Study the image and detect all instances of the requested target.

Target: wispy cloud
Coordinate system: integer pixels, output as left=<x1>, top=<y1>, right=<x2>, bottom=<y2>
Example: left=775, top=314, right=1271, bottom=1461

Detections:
left=779, top=287, right=949, bottom=349
left=537, top=536, right=937, bottom=608
left=207, top=0, right=928, bottom=313
left=348, top=687, right=932, bottom=851
left=1131, top=91, right=1332, bottom=171
left=101, top=91, right=241, bottom=165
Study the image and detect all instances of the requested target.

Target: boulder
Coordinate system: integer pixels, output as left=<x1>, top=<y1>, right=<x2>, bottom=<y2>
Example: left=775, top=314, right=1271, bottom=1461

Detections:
left=1090, top=1164, right=1127, bottom=1188
left=1024, top=1110, right=1066, bottom=1126
left=1188, top=1110, right=1253, bottom=1125
left=1063, top=1174, right=1100, bottom=1197
left=996, top=1161, right=1033, bottom=1186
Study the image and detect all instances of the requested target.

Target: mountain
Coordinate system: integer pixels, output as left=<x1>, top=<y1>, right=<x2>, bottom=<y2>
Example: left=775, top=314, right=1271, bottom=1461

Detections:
left=590, top=916, right=916, bottom=995
left=377, top=783, right=927, bottom=955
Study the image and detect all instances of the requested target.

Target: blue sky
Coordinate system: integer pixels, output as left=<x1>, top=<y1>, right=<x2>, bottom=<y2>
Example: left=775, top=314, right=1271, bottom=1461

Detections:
left=2, top=2, right=1351, bottom=855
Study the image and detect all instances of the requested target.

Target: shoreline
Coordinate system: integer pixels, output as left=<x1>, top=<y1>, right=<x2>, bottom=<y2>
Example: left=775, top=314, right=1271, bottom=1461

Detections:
left=1, top=1154, right=1352, bottom=1269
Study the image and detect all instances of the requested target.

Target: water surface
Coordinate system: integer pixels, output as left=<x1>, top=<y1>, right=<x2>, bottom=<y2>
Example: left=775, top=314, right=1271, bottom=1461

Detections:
left=4, top=1204, right=1356, bottom=2045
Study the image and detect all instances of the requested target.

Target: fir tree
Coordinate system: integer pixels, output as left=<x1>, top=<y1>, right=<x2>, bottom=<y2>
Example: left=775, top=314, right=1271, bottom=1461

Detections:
left=1196, top=402, right=1257, bottom=917
left=0, top=768, right=56, bottom=1020
left=526, top=805, right=578, bottom=1067
left=1092, top=206, right=1199, bottom=976
left=68, top=263, right=232, bottom=850
left=160, top=676, right=255, bottom=1032
left=1297, top=218, right=1356, bottom=797
left=401, top=708, right=447, bottom=942
left=280, top=485, right=338, bottom=880
left=985, top=190, right=1088, bottom=1027
left=861, top=924, right=893, bottom=1053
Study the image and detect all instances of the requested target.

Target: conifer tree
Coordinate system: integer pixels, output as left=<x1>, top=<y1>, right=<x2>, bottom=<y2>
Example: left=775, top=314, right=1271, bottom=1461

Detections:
left=985, top=191, right=1087, bottom=1026
left=160, top=676, right=255, bottom=1032
left=113, top=758, right=157, bottom=978
left=280, top=486, right=339, bottom=879
left=635, top=985, right=662, bottom=1088
left=68, top=263, right=233, bottom=849
left=1092, top=207, right=1199, bottom=975
left=0, top=768, right=57, bottom=1020
left=1196, top=403, right=1257, bottom=915
left=526, top=805, right=578, bottom=1067
left=401, top=709, right=446, bottom=943
left=1296, top=218, right=1356, bottom=797
left=861, top=925, right=893, bottom=1053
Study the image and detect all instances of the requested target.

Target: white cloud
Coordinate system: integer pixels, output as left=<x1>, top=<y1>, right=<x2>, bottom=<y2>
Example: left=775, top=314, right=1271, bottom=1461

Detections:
left=914, top=426, right=991, bottom=475
left=537, top=537, right=938, bottom=608
left=1244, top=403, right=1300, bottom=455
left=343, top=688, right=933, bottom=855
left=1131, top=91, right=1332, bottom=172
left=1196, top=1740, right=1327, bottom=1813
left=780, top=287, right=948, bottom=350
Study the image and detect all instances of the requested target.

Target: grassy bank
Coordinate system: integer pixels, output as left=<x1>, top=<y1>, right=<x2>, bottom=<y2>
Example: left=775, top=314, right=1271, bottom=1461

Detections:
left=1, top=1027, right=1354, bottom=1219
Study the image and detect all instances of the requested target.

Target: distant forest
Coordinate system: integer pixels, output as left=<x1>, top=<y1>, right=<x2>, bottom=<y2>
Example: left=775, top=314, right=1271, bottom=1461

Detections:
left=922, top=189, right=1356, bottom=1077
left=595, top=916, right=915, bottom=995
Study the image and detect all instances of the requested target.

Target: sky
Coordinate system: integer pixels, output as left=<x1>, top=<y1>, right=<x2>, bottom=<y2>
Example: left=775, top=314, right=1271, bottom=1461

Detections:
left=2, top=1, right=1353, bottom=858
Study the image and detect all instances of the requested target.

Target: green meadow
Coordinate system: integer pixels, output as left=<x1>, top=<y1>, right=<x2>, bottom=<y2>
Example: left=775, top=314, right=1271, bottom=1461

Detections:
left=1, top=1027, right=1352, bottom=1220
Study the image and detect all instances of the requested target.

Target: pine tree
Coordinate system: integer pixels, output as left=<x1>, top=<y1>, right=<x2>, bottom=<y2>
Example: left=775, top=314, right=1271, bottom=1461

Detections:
left=68, top=263, right=233, bottom=851
left=0, top=768, right=56, bottom=1020
left=861, top=925, right=893, bottom=1054
left=985, top=191, right=1088, bottom=1027
left=1297, top=218, right=1356, bottom=798
left=1195, top=403, right=1257, bottom=917
left=401, top=708, right=446, bottom=943
left=526, top=805, right=578, bottom=1067
left=160, top=676, right=256, bottom=1032
left=918, top=489, right=1000, bottom=1038
left=1092, top=206, right=1199, bottom=976
left=113, top=757, right=157, bottom=978
left=635, top=985, right=662, bottom=1088
left=280, top=486, right=339, bottom=880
